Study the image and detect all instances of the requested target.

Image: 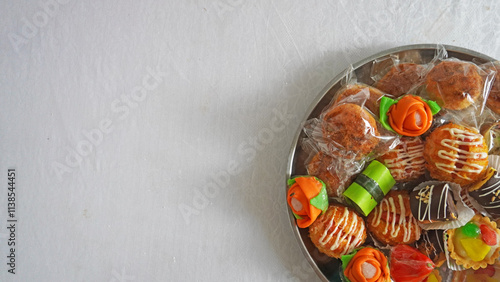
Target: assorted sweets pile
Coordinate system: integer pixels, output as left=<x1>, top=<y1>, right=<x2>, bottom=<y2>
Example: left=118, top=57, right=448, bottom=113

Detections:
left=287, top=48, right=500, bottom=282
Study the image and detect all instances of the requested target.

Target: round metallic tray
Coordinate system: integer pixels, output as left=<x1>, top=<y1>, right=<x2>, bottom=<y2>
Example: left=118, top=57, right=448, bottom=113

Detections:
left=285, top=44, right=497, bottom=282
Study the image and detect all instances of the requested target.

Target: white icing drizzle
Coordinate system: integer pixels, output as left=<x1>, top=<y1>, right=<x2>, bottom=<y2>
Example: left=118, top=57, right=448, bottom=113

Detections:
left=383, top=140, right=425, bottom=179
left=417, top=185, right=433, bottom=222
left=441, top=184, right=449, bottom=219
left=477, top=174, right=500, bottom=209
left=319, top=207, right=365, bottom=255
left=421, top=230, right=445, bottom=259
left=477, top=174, right=500, bottom=198
left=416, top=184, right=452, bottom=222
left=372, top=194, right=420, bottom=243
left=436, top=127, right=487, bottom=180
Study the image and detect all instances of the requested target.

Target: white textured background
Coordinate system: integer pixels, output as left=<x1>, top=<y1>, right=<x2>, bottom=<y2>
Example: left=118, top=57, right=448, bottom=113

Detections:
left=1, top=1, right=500, bottom=281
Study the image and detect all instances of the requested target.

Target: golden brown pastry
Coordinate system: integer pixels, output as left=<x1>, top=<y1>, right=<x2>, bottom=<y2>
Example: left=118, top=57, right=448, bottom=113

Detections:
left=321, top=103, right=379, bottom=160
left=425, top=60, right=483, bottom=110
left=366, top=190, right=421, bottom=246
left=377, top=136, right=425, bottom=182
left=424, top=123, right=489, bottom=186
left=375, top=63, right=427, bottom=97
left=309, top=204, right=367, bottom=258
left=334, top=84, right=384, bottom=116
left=306, top=151, right=354, bottom=198
left=486, top=64, right=500, bottom=115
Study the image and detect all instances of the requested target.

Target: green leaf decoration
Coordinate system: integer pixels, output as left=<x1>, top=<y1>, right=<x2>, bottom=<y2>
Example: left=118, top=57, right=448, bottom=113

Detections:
left=309, top=178, right=328, bottom=213
left=379, top=96, right=397, bottom=132
left=424, top=99, right=441, bottom=115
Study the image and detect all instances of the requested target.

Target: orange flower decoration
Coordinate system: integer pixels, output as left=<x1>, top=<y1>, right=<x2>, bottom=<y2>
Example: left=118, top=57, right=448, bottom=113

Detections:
left=387, top=95, right=433, bottom=136
left=287, top=176, right=328, bottom=228
left=344, top=247, right=390, bottom=282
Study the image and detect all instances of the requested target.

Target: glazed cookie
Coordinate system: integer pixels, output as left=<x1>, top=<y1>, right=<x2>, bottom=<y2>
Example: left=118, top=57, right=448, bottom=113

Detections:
left=377, top=137, right=425, bottom=181
left=424, top=123, right=489, bottom=186
left=309, top=204, right=367, bottom=258
left=367, top=190, right=421, bottom=246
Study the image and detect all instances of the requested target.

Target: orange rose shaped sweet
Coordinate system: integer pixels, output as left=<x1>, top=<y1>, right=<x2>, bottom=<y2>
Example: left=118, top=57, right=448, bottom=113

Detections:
left=342, top=247, right=390, bottom=282
left=287, top=176, right=328, bottom=228
left=380, top=95, right=440, bottom=137
left=388, top=95, right=432, bottom=136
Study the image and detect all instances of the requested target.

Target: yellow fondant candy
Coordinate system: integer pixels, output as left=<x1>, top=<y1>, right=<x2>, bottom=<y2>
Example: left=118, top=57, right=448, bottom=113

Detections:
left=460, top=238, right=491, bottom=261
left=427, top=273, right=438, bottom=282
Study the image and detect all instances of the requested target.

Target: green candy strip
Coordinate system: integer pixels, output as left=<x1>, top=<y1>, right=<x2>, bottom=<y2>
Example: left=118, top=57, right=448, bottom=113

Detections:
left=363, top=160, right=395, bottom=195
left=343, top=161, right=395, bottom=216
left=354, top=174, right=384, bottom=202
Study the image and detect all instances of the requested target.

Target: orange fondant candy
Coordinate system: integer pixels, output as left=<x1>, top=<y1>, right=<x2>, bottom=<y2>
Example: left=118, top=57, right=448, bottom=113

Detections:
left=287, top=177, right=323, bottom=228
left=388, top=95, right=433, bottom=136
left=344, top=247, right=390, bottom=282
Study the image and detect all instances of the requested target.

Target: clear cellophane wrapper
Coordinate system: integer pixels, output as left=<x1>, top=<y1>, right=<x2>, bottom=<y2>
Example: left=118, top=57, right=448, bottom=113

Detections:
left=478, top=60, right=500, bottom=118
left=302, top=67, right=400, bottom=201
left=417, top=45, right=497, bottom=130
left=479, top=117, right=500, bottom=155
left=301, top=138, right=358, bottom=202
left=370, top=50, right=431, bottom=98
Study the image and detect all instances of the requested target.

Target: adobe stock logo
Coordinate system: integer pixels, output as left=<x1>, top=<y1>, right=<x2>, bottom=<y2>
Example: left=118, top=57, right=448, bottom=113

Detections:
left=8, top=0, right=73, bottom=54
